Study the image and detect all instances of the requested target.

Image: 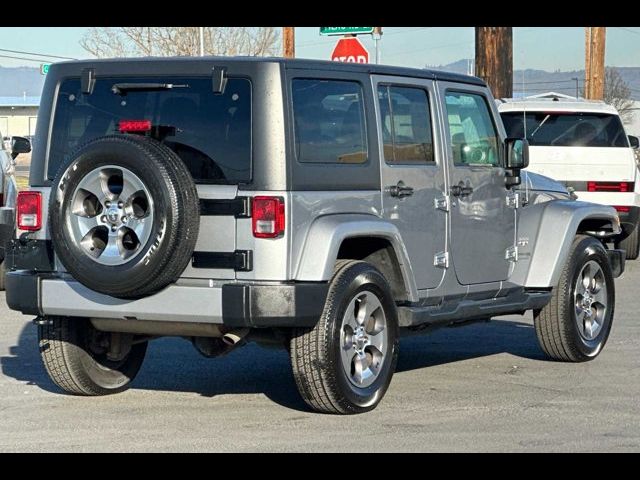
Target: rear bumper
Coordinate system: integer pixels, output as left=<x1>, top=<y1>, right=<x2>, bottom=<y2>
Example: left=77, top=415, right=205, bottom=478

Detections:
left=5, top=270, right=328, bottom=328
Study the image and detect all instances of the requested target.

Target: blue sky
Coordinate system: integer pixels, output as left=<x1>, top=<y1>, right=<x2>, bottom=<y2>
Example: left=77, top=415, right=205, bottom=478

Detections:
left=0, top=27, right=638, bottom=71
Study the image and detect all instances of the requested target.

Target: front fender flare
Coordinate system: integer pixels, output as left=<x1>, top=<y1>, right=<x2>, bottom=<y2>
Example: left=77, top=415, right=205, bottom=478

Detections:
left=512, top=200, right=620, bottom=288
left=294, top=214, right=419, bottom=302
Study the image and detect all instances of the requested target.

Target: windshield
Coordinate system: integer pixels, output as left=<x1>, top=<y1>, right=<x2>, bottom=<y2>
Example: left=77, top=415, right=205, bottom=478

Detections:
left=48, top=76, right=252, bottom=184
left=501, top=111, right=629, bottom=148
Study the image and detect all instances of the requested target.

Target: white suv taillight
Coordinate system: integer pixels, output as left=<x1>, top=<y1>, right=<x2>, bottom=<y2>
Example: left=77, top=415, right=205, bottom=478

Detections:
left=17, top=191, right=42, bottom=231
left=252, top=196, right=285, bottom=238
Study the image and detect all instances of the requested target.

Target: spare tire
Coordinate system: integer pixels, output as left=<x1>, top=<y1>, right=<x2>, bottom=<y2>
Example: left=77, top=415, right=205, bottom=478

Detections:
left=50, top=134, right=200, bottom=299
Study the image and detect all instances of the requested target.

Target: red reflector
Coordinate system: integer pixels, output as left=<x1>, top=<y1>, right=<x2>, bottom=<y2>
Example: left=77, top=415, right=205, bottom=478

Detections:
left=17, top=191, right=42, bottom=231
left=118, top=120, right=152, bottom=133
left=252, top=196, right=285, bottom=238
left=587, top=181, right=634, bottom=192
left=614, top=206, right=631, bottom=213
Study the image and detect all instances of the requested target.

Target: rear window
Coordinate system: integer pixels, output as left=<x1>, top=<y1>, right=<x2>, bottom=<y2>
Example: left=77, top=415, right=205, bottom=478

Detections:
left=501, top=111, right=628, bottom=148
left=48, top=77, right=252, bottom=184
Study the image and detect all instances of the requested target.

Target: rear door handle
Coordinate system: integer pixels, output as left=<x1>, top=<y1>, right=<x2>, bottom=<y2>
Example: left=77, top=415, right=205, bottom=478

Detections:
left=450, top=181, right=473, bottom=197
left=387, top=181, right=414, bottom=198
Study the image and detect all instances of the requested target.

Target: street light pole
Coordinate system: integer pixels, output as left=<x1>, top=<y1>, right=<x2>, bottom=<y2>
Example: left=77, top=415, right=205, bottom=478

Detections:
left=199, top=27, right=205, bottom=56
left=373, top=27, right=383, bottom=64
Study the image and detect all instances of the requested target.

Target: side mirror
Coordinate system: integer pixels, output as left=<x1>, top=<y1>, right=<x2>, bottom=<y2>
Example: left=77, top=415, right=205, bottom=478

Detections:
left=505, top=137, right=529, bottom=169
left=628, top=135, right=639, bottom=149
left=11, top=136, right=31, bottom=160
left=504, top=138, right=529, bottom=188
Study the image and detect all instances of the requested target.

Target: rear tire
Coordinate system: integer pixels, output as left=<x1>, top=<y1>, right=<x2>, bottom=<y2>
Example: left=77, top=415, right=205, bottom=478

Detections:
left=616, top=223, right=639, bottom=260
left=534, top=235, right=614, bottom=362
left=38, top=316, right=147, bottom=395
left=290, top=261, right=399, bottom=414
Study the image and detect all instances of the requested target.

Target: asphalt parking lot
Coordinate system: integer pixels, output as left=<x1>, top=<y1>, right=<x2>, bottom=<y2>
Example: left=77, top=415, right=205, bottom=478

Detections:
left=1, top=263, right=639, bottom=452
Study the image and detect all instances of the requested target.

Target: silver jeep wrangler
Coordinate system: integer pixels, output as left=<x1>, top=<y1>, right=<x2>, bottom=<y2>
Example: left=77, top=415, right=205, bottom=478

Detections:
left=5, top=57, right=625, bottom=414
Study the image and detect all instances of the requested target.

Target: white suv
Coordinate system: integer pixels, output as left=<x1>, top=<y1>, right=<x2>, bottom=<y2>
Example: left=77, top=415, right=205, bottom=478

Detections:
left=499, top=97, right=640, bottom=259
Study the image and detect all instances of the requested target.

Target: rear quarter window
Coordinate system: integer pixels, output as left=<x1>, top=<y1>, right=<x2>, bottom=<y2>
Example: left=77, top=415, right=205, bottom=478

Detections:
left=291, top=79, right=367, bottom=164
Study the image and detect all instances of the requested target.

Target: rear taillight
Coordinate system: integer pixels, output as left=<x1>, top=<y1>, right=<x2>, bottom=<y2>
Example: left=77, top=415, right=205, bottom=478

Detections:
left=118, top=120, right=152, bottom=133
left=17, top=191, right=42, bottom=231
left=252, top=196, right=285, bottom=238
left=587, top=181, right=634, bottom=192
left=614, top=206, right=631, bottom=213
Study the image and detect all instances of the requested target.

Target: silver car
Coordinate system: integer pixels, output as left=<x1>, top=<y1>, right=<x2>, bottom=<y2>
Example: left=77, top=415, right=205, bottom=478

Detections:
left=5, top=58, right=626, bottom=414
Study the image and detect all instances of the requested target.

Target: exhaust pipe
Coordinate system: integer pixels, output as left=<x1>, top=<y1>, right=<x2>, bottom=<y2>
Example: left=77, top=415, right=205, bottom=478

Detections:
left=222, top=328, right=250, bottom=346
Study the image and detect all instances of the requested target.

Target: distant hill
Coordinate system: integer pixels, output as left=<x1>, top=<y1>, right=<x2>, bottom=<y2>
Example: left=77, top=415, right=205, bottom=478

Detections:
left=2, top=61, right=640, bottom=101
left=0, top=66, right=45, bottom=97
left=428, top=59, right=640, bottom=100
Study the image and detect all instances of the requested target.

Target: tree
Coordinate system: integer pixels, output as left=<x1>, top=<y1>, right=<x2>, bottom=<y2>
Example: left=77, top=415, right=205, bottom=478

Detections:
left=603, top=67, right=634, bottom=123
left=80, top=27, right=279, bottom=58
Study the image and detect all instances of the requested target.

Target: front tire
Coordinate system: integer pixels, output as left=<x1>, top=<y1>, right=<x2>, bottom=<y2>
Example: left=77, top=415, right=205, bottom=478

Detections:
left=534, top=235, right=614, bottom=362
left=38, top=316, right=147, bottom=395
left=290, top=261, right=399, bottom=414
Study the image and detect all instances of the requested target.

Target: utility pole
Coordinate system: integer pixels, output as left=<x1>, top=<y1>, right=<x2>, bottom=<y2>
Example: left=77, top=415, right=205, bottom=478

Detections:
left=373, top=27, right=383, bottom=64
left=572, top=77, right=580, bottom=98
left=584, top=27, right=606, bottom=100
left=283, top=27, right=295, bottom=58
left=199, top=27, right=205, bottom=57
left=475, top=27, right=513, bottom=99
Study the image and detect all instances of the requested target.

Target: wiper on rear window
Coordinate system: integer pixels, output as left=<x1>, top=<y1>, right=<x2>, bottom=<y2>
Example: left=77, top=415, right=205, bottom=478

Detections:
left=111, top=83, right=188, bottom=95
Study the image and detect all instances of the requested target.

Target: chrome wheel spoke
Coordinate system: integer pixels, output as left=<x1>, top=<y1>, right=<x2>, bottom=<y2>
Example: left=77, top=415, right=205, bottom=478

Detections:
left=74, top=214, right=100, bottom=237
left=102, top=233, right=124, bottom=260
left=592, top=288, right=607, bottom=307
left=356, top=292, right=382, bottom=326
left=343, top=297, right=360, bottom=330
left=368, top=329, right=385, bottom=352
left=78, top=172, right=107, bottom=199
left=584, top=314, right=595, bottom=339
left=126, top=216, right=147, bottom=239
left=352, top=352, right=369, bottom=385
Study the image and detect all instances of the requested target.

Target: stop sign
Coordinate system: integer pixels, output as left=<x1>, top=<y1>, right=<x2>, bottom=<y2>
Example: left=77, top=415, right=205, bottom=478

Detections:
left=331, top=37, right=369, bottom=64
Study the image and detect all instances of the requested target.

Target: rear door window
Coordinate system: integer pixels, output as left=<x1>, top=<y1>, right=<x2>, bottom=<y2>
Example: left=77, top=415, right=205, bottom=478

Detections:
left=501, top=112, right=629, bottom=147
left=49, top=77, right=252, bottom=184
left=377, top=85, right=435, bottom=164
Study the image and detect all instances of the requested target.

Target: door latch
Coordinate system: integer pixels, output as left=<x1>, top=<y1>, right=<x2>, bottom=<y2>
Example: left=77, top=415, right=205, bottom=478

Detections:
left=506, top=192, right=520, bottom=209
left=450, top=181, right=474, bottom=197
left=387, top=181, right=414, bottom=198
left=505, top=246, right=518, bottom=262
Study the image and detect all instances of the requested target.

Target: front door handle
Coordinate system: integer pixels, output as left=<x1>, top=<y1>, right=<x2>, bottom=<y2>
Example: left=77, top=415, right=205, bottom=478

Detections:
left=387, top=181, right=414, bottom=198
left=450, top=181, right=473, bottom=197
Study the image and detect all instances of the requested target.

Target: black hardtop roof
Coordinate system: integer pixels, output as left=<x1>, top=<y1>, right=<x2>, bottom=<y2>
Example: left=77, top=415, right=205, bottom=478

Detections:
left=50, top=56, right=486, bottom=87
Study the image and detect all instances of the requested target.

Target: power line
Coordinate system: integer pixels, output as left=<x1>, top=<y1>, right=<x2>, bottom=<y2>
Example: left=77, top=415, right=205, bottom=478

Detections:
left=0, top=47, right=76, bottom=61
left=518, top=79, right=583, bottom=85
left=614, top=27, right=640, bottom=37
left=0, top=52, right=62, bottom=64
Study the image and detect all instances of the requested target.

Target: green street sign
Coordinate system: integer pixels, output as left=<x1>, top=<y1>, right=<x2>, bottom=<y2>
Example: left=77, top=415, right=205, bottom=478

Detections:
left=40, top=63, right=51, bottom=75
left=320, top=27, right=374, bottom=36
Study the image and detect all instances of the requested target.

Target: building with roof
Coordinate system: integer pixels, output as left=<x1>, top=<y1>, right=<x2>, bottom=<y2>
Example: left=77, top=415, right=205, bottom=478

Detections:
left=0, top=95, right=40, bottom=139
